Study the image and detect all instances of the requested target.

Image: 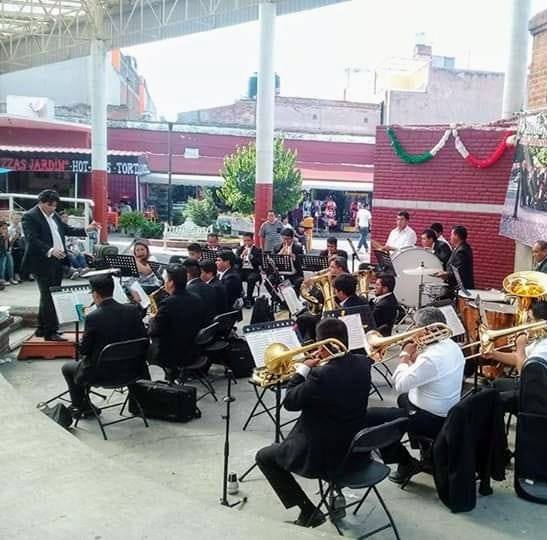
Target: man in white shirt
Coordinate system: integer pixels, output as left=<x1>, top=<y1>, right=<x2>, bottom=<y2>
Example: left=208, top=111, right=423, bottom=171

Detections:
left=355, top=203, right=372, bottom=252
left=383, top=211, right=417, bottom=252
left=366, top=306, right=464, bottom=484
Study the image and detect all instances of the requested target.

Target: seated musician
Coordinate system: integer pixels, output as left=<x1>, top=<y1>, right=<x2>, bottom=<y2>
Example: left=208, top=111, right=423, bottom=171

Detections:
left=430, top=223, right=452, bottom=249
left=274, top=228, right=304, bottom=290
left=319, top=236, right=348, bottom=260
left=216, top=250, right=243, bottom=310
left=199, top=259, right=228, bottom=315
left=235, top=232, right=262, bottom=308
left=382, top=211, right=417, bottom=252
left=206, top=232, right=221, bottom=251
left=61, top=275, right=148, bottom=417
left=333, top=273, right=366, bottom=308
left=182, top=259, right=216, bottom=323
left=133, top=239, right=162, bottom=293
left=435, top=225, right=475, bottom=291
left=485, top=300, right=547, bottom=415
left=255, top=318, right=371, bottom=528
left=300, top=255, right=348, bottom=310
left=370, top=274, right=399, bottom=336
left=187, top=243, right=203, bottom=261
left=533, top=240, right=547, bottom=273
left=366, top=307, right=465, bottom=485
left=421, top=228, right=451, bottom=269
left=149, top=264, right=206, bottom=379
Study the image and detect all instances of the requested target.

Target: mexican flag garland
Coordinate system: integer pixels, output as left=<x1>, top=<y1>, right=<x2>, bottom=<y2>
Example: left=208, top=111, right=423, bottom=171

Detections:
left=387, top=126, right=517, bottom=168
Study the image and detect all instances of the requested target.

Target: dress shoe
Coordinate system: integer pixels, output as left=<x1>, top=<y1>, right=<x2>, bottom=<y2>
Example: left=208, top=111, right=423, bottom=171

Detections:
left=294, top=508, right=326, bottom=528
left=69, top=404, right=102, bottom=419
left=389, top=457, right=421, bottom=485
left=45, top=333, right=68, bottom=342
left=35, top=329, right=44, bottom=338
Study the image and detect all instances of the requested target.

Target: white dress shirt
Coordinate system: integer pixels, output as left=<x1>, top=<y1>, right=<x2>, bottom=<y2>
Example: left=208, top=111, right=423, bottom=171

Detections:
left=526, top=337, right=547, bottom=360
left=40, top=209, right=64, bottom=257
left=386, top=226, right=417, bottom=251
left=356, top=208, right=372, bottom=228
left=393, top=338, right=464, bottom=417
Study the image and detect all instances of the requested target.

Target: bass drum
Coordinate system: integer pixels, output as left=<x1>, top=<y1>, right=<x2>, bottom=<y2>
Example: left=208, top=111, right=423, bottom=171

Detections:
left=391, top=248, right=444, bottom=308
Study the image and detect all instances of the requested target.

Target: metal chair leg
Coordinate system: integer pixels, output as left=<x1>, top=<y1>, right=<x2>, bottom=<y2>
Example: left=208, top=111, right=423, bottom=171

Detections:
left=352, top=486, right=372, bottom=516
left=373, top=486, right=401, bottom=540
left=127, top=389, right=149, bottom=428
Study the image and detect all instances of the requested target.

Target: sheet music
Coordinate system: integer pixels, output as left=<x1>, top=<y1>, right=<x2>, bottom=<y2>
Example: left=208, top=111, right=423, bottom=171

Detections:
left=438, top=306, right=466, bottom=337
left=245, top=326, right=301, bottom=368
left=51, top=291, right=80, bottom=325
left=129, top=281, right=151, bottom=309
left=340, top=313, right=367, bottom=351
left=278, top=282, right=304, bottom=315
left=113, top=279, right=130, bottom=304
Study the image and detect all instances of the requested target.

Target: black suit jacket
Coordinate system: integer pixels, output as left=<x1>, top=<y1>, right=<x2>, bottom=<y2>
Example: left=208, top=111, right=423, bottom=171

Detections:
left=76, top=299, right=147, bottom=385
left=149, top=289, right=206, bottom=368
left=538, top=258, right=547, bottom=274
left=433, top=240, right=452, bottom=270
left=447, top=242, right=475, bottom=290
left=370, top=293, right=399, bottom=337
left=186, top=278, right=216, bottom=323
left=319, top=248, right=348, bottom=260
left=209, top=276, right=228, bottom=314
left=236, top=245, right=262, bottom=272
left=22, top=205, right=87, bottom=275
left=273, top=242, right=304, bottom=277
left=278, top=354, right=371, bottom=478
left=221, top=267, right=243, bottom=308
left=341, top=295, right=367, bottom=309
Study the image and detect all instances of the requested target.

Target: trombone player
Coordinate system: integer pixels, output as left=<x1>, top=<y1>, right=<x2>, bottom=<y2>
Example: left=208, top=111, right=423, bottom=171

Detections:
left=255, top=318, right=371, bottom=528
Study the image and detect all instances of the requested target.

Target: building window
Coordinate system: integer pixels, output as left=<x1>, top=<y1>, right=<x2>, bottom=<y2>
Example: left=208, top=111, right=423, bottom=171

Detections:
left=363, top=117, right=368, bottom=123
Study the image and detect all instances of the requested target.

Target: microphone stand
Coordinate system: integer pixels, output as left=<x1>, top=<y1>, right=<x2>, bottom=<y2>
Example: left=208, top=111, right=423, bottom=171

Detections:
left=220, top=370, right=247, bottom=508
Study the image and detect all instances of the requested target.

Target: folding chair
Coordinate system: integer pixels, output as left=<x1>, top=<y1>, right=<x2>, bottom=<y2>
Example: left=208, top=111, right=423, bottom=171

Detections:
left=311, top=417, right=408, bottom=539
left=73, top=337, right=150, bottom=441
left=205, top=311, right=240, bottom=383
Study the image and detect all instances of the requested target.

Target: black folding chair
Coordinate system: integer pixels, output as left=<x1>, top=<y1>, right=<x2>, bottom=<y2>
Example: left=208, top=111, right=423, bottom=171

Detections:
left=73, top=337, right=150, bottom=441
left=204, top=311, right=241, bottom=383
left=311, top=417, right=408, bottom=539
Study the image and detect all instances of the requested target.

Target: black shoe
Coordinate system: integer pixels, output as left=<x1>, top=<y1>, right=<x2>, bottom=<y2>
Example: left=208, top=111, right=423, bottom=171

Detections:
left=45, top=333, right=68, bottom=342
left=389, top=457, right=421, bottom=484
left=35, top=329, right=44, bottom=338
left=69, top=404, right=102, bottom=419
left=294, top=509, right=326, bottom=528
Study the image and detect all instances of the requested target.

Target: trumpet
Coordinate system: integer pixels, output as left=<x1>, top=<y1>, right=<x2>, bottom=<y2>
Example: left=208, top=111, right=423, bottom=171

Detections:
left=251, top=338, right=348, bottom=387
left=463, top=320, right=547, bottom=360
left=365, top=323, right=453, bottom=363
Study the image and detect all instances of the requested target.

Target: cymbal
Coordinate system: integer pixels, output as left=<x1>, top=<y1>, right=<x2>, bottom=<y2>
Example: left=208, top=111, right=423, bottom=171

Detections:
left=403, top=266, right=440, bottom=276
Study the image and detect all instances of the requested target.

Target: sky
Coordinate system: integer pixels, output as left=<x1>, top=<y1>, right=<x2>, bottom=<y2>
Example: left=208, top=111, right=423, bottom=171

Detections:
left=125, top=0, right=547, bottom=119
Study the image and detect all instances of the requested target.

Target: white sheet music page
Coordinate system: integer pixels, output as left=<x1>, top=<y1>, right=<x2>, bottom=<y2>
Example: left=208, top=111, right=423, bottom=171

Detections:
left=129, top=281, right=151, bottom=309
left=340, top=313, right=367, bottom=351
left=113, top=279, right=130, bottom=304
left=278, top=282, right=304, bottom=315
left=439, top=306, right=466, bottom=337
left=51, top=291, right=79, bottom=325
left=73, top=288, right=93, bottom=310
left=245, top=326, right=300, bottom=368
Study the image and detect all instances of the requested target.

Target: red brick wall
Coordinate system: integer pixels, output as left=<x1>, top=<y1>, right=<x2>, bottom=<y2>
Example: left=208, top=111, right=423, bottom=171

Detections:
left=373, top=126, right=516, bottom=289
left=529, top=11, right=547, bottom=111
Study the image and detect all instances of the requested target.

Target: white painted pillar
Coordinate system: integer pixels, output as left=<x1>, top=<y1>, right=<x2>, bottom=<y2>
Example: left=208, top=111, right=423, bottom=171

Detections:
left=254, top=0, right=276, bottom=241
left=502, top=0, right=532, bottom=118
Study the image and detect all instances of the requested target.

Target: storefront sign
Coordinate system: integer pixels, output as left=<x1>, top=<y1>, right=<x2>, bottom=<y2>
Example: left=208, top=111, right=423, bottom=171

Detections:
left=500, top=111, right=547, bottom=246
left=0, top=151, right=150, bottom=176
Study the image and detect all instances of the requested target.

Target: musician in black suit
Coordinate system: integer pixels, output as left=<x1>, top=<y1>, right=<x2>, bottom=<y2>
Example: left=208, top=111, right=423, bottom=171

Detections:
left=199, top=259, right=228, bottom=315
left=216, top=250, right=243, bottom=309
left=319, top=236, right=348, bottom=260
left=235, top=232, right=262, bottom=308
left=370, top=274, right=399, bottom=336
left=436, top=225, right=475, bottom=291
left=182, top=259, right=216, bottom=324
left=420, top=228, right=451, bottom=270
left=22, top=189, right=99, bottom=341
left=334, top=273, right=366, bottom=308
left=61, top=275, right=148, bottom=416
left=256, top=318, right=371, bottom=528
left=149, top=264, right=207, bottom=377
left=533, top=240, right=547, bottom=273
left=274, top=228, right=304, bottom=290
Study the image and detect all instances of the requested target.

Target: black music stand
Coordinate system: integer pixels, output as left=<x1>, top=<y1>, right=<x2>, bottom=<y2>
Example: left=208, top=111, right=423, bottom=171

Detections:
left=346, top=238, right=360, bottom=272
left=374, top=250, right=395, bottom=275
left=201, top=249, right=217, bottom=261
left=300, top=255, right=328, bottom=273
left=268, top=254, right=293, bottom=274
left=104, top=254, right=139, bottom=277
left=149, top=261, right=166, bottom=280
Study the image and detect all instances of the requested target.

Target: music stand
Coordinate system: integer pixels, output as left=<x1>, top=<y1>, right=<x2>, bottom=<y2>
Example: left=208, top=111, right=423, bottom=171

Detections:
left=300, top=255, right=328, bottom=273
left=374, top=250, right=395, bottom=275
left=323, top=304, right=376, bottom=332
left=346, top=238, right=360, bottom=272
left=149, top=261, right=166, bottom=280
left=201, top=249, right=217, bottom=261
left=104, top=254, right=139, bottom=277
left=268, top=254, right=293, bottom=274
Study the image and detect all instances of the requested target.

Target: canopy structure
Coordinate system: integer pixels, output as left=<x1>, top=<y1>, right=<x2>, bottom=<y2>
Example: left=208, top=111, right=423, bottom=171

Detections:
left=0, top=0, right=347, bottom=74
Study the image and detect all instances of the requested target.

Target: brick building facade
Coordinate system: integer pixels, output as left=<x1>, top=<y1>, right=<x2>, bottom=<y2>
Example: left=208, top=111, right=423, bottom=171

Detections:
left=529, top=10, right=547, bottom=111
left=373, top=125, right=516, bottom=289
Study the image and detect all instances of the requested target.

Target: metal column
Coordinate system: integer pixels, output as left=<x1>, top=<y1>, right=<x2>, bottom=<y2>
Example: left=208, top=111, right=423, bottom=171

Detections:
left=254, top=0, right=276, bottom=241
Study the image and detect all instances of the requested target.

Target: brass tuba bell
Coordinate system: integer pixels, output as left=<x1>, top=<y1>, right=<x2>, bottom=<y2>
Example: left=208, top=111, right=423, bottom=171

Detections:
left=503, top=271, right=547, bottom=324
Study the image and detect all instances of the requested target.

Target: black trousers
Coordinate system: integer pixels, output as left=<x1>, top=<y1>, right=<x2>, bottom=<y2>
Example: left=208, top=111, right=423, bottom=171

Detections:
left=35, top=259, right=63, bottom=336
left=256, top=444, right=314, bottom=510
left=366, top=394, right=445, bottom=465
left=493, top=377, right=519, bottom=415
left=62, top=360, right=86, bottom=407
left=240, top=269, right=261, bottom=300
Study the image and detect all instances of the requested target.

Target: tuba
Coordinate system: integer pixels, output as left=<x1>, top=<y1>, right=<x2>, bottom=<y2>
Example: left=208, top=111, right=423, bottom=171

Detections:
left=251, top=338, right=348, bottom=387
left=148, top=286, right=166, bottom=317
left=353, top=269, right=373, bottom=299
left=365, top=323, right=453, bottom=363
left=300, top=270, right=338, bottom=314
left=503, top=271, right=547, bottom=324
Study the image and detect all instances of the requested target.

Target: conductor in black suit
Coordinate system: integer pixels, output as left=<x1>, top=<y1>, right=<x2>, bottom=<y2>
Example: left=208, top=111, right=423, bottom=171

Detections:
left=182, top=258, right=216, bottom=323
left=149, top=264, right=207, bottom=376
left=61, top=275, right=148, bottom=416
left=256, top=318, right=371, bottom=528
left=370, top=274, right=400, bottom=336
left=22, top=189, right=99, bottom=341
left=436, top=225, right=475, bottom=291
left=216, top=250, right=243, bottom=309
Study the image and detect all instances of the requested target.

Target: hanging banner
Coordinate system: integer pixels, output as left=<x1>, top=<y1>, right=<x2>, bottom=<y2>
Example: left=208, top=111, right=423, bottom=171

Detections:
left=499, top=112, right=547, bottom=246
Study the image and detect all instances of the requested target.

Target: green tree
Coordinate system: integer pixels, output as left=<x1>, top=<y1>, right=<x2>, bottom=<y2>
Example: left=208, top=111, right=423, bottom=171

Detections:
left=183, top=189, right=219, bottom=227
left=220, top=139, right=302, bottom=216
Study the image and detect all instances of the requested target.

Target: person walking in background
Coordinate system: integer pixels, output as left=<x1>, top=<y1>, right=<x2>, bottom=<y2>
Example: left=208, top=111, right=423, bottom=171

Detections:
left=356, top=202, right=372, bottom=253
left=0, top=220, right=19, bottom=285
left=259, top=210, right=283, bottom=252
